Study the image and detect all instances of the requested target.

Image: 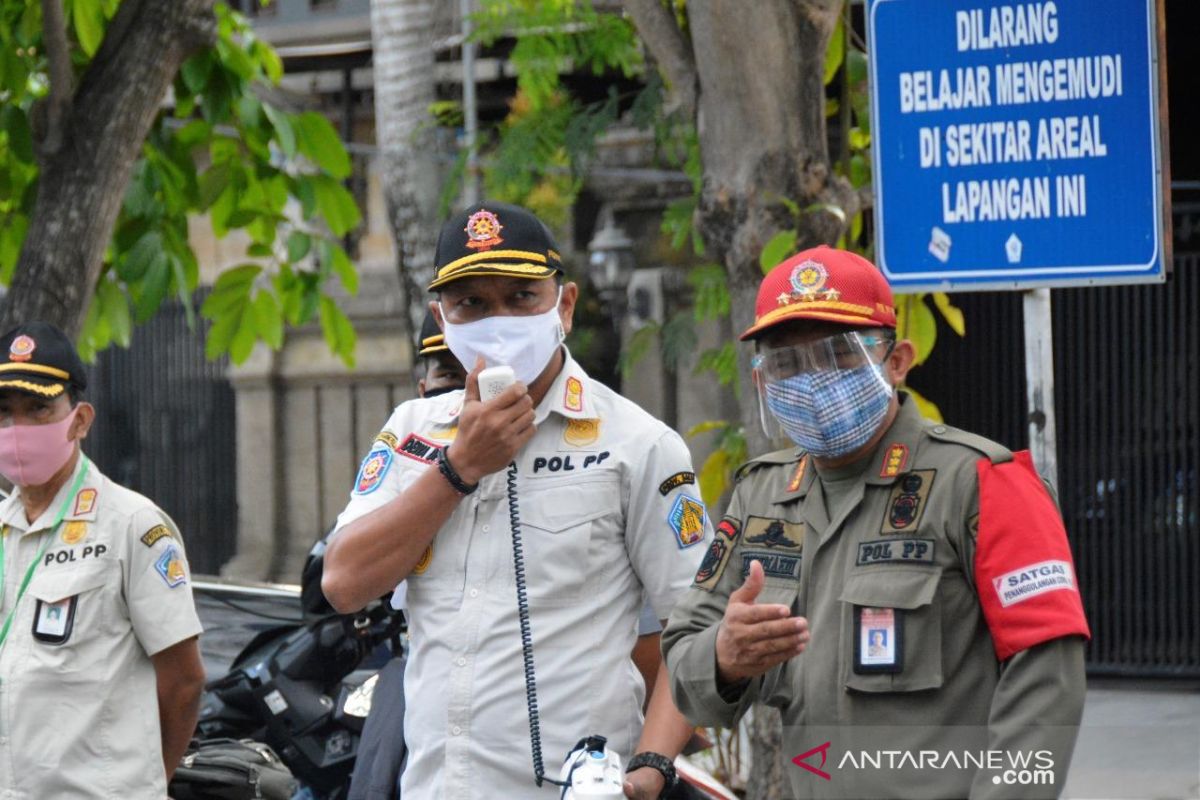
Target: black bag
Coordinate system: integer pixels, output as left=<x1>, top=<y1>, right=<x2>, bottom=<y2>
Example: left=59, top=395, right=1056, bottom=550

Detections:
left=169, top=738, right=299, bottom=800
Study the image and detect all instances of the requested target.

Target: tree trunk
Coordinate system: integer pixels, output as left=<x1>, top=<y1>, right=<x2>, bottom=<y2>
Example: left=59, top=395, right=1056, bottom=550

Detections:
left=626, top=1, right=856, bottom=797
left=0, top=0, right=215, bottom=338
left=369, top=0, right=439, bottom=347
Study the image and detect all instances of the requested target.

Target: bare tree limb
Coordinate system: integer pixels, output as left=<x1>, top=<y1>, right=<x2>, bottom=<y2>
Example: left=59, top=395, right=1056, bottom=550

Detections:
left=38, top=0, right=73, bottom=156
left=622, top=0, right=697, bottom=119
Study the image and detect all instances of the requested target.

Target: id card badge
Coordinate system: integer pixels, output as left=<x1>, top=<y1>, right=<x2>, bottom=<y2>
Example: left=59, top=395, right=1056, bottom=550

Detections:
left=33, top=596, right=77, bottom=645
left=854, top=606, right=902, bottom=674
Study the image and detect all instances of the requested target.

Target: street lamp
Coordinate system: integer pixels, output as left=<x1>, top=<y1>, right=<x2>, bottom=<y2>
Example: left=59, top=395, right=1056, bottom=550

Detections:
left=586, top=211, right=635, bottom=324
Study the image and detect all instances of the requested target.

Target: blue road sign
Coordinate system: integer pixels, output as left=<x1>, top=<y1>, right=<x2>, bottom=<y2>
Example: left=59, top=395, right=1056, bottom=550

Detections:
left=867, top=0, right=1164, bottom=291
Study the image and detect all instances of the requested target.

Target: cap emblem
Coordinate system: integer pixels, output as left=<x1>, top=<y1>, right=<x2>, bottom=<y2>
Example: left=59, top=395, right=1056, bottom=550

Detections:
left=790, top=259, right=828, bottom=295
left=464, top=209, right=504, bottom=251
left=9, top=335, right=35, bottom=362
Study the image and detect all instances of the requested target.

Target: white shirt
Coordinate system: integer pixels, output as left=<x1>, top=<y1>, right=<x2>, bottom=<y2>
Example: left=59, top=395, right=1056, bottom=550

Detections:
left=0, top=456, right=203, bottom=799
left=335, top=350, right=709, bottom=799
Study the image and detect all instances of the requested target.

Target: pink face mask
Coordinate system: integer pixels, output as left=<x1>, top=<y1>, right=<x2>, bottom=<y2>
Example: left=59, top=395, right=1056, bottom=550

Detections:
left=0, top=408, right=79, bottom=487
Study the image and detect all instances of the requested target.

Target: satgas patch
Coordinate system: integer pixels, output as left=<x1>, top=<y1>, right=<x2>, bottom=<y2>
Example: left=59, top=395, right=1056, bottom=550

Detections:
left=740, top=550, right=802, bottom=581
left=354, top=448, right=393, bottom=495
left=562, top=418, right=600, bottom=447
left=395, top=433, right=443, bottom=465
left=412, top=545, right=433, bottom=575
left=992, top=560, right=1076, bottom=608
left=787, top=456, right=808, bottom=493
left=564, top=377, right=584, bottom=413
left=140, top=524, right=173, bottom=548
left=532, top=451, right=611, bottom=474
left=880, top=444, right=909, bottom=478
left=72, top=488, right=98, bottom=517
left=879, top=469, right=936, bottom=534
left=658, top=471, right=696, bottom=496
left=742, top=516, right=804, bottom=551
left=155, top=545, right=187, bottom=588
left=668, top=495, right=706, bottom=549
left=856, top=538, right=935, bottom=566
left=374, top=430, right=400, bottom=450
left=693, top=518, right=740, bottom=591
left=60, top=521, right=87, bottom=545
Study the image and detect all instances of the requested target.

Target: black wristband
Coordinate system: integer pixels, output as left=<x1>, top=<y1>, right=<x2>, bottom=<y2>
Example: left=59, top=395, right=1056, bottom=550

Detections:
left=626, top=751, right=677, bottom=796
left=436, top=446, right=478, bottom=495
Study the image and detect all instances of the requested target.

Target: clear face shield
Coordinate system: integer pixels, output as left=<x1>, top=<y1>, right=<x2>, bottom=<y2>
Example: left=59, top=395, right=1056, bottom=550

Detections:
left=751, top=330, right=897, bottom=455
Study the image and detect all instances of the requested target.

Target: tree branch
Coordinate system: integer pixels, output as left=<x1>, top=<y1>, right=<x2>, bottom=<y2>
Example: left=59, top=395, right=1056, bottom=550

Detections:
left=622, top=0, right=697, bottom=119
left=38, top=0, right=73, bottom=156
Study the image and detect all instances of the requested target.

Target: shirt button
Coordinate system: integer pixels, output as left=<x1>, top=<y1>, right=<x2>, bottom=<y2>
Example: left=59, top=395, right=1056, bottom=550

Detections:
left=933, top=425, right=947, bottom=433
left=452, top=725, right=463, bottom=735
left=456, top=657, right=467, bottom=667
left=469, top=588, right=479, bottom=598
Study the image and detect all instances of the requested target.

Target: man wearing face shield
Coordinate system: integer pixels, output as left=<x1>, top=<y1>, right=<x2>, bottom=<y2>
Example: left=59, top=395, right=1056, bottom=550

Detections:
left=662, top=247, right=1090, bottom=799
left=0, top=321, right=205, bottom=798
left=323, top=202, right=707, bottom=799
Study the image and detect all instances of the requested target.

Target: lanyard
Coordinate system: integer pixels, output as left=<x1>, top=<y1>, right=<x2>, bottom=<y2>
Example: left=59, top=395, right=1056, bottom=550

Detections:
left=0, top=457, right=92, bottom=651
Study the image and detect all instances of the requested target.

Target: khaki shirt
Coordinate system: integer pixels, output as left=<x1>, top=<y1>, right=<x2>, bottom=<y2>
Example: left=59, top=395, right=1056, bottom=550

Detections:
left=0, top=456, right=203, bottom=799
left=664, top=400, right=1087, bottom=799
left=335, top=350, right=709, bottom=799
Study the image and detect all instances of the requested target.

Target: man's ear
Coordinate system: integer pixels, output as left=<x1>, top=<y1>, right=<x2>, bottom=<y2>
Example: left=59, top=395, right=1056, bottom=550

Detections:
left=885, top=339, right=916, bottom=386
left=71, top=402, right=96, bottom=441
left=430, top=299, right=444, bottom=331
left=417, top=378, right=428, bottom=398
left=558, top=281, right=579, bottom=337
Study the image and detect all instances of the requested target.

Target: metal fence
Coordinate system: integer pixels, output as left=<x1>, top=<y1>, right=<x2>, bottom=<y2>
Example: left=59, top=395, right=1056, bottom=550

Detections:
left=84, top=301, right=238, bottom=575
left=909, top=189, right=1200, bottom=676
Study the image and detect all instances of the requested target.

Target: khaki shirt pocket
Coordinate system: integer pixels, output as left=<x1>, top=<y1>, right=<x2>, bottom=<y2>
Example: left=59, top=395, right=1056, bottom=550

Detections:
left=26, top=560, right=115, bottom=671
left=839, top=567, right=943, bottom=693
left=520, top=477, right=619, bottom=605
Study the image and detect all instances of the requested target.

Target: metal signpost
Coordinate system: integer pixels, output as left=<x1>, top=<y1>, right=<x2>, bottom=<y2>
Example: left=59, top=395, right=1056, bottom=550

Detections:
left=867, top=0, right=1167, bottom=487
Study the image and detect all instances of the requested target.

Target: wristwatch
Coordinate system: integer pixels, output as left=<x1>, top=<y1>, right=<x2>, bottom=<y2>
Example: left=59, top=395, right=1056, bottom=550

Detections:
left=626, top=751, right=678, bottom=797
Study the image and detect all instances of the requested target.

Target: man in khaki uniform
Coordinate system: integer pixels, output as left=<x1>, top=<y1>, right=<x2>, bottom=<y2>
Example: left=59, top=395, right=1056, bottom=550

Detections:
left=0, top=322, right=205, bottom=799
left=664, top=248, right=1090, bottom=799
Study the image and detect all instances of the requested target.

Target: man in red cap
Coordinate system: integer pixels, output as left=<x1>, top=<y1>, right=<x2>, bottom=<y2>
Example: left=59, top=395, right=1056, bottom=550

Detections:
left=662, top=246, right=1090, bottom=798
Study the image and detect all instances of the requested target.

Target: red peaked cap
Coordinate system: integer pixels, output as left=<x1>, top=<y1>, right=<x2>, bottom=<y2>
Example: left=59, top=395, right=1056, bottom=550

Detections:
left=740, top=245, right=897, bottom=340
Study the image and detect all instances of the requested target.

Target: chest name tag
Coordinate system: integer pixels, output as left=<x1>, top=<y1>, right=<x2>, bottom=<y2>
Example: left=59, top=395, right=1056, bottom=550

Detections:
left=741, top=550, right=802, bottom=581
left=33, top=596, right=78, bottom=645
left=856, top=538, right=935, bottom=566
left=854, top=606, right=903, bottom=674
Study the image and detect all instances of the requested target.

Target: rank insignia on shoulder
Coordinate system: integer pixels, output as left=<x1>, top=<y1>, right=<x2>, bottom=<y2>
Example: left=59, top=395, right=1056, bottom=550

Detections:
left=73, top=488, right=98, bottom=517
left=354, top=447, right=393, bottom=495
left=395, top=433, right=442, bottom=465
left=61, top=521, right=88, bottom=545
left=564, top=376, right=584, bottom=413
left=693, top=518, right=740, bottom=590
left=668, top=495, right=707, bottom=549
left=155, top=545, right=187, bottom=588
left=787, top=456, right=808, bottom=493
left=743, top=516, right=804, bottom=552
left=140, top=524, right=173, bottom=548
left=658, top=471, right=696, bottom=496
left=879, top=444, right=909, bottom=478
left=880, top=469, right=936, bottom=534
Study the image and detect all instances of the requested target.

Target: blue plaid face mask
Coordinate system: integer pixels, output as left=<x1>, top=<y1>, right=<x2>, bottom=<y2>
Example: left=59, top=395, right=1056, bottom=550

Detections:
left=763, top=364, right=893, bottom=458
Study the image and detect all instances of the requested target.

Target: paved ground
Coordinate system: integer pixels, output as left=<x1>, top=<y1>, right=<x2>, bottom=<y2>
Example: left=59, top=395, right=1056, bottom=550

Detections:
left=1064, top=680, right=1200, bottom=800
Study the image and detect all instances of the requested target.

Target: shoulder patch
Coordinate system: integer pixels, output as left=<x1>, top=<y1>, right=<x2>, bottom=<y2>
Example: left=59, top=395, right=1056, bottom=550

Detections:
left=926, top=425, right=1013, bottom=464
left=668, top=495, right=707, bottom=549
left=140, top=524, right=174, bottom=548
left=154, top=545, right=188, bottom=588
left=395, top=433, right=442, bottom=465
left=354, top=447, right=393, bottom=494
left=743, top=516, right=804, bottom=551
left=73, top=488, right=98, bottom=517
left=374, top=430, right=400, bottom=450
left=693, top=517, right=741, bottom=590
left=658, top=471, right=696, bottom=496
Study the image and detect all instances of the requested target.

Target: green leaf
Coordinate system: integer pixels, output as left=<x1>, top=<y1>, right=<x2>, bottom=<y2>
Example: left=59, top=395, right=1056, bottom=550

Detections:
left=318, top=295, right=357, bottom=367
left=824, top=12, right=845, bottom=86
left=686, top=420, right=730, bottom=439
left=286, top=230, right=311, bottom=262
left=897, top=294, right=937, bottom=366
left=294, top=112, right=351, bottom=179
left=255, top=41, right=284, bottom=85
left=759, top=229, right=798, bottom=274
left=133, top=251, right=172, bottom=322
left=118, top=231, right=164, bottom=282
left=72, top=0, right=106, bottom=57
left=263, top=103, right=296, bottom=158
left=2, top=107, right=33, bottom=163
left=660, top=311, right=697, bottom=371
left=216, top=35, right=257, bottom=82
left=326, top=240, right=359, bottom=294
left=618, top=322, right=659, bottom=380
left=932, top=292, right=966, bottom=337
left=252, top=290, right=284, bottom=349
left=0, top=214, right=28, bottom=285
left=212, top=263, right=261, bottom=295
left=900, top=386, right=944, bottom=423
left=310, top=175, right=361, bottom=236
left=848, top=127, right=871, bottom=150
left=180, top=52, right=213, bottom=94
left=198, top=163, right=233, bottom=210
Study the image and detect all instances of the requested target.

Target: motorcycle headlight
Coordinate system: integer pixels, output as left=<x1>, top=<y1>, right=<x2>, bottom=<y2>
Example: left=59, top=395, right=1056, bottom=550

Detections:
left=342, top=673, right=378, bottom=718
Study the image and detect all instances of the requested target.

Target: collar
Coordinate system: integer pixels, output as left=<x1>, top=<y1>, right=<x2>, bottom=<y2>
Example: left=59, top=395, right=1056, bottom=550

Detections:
left=533, top=347, right=599, bottom=424
left=771, top=395, right=927, bottom=503
left=426, top=388, right=468, bottom=427
left=0, top=454, right=101, bottom=535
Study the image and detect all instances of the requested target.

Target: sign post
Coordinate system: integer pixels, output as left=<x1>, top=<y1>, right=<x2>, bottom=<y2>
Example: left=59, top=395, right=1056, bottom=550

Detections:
left=867, top=0, right=1167, bottom=485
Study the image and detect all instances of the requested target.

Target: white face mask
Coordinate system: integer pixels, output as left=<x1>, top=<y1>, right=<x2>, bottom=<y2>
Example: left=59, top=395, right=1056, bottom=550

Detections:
left=439, top=288, right=565, bottom=385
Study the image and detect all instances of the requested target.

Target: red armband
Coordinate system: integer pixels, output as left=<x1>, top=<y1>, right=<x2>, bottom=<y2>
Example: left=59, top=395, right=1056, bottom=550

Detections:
left=975, top=450, right=1091, bottom=661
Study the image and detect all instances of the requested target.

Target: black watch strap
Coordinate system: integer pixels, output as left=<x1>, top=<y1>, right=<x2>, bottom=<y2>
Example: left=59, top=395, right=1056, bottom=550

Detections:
left=627, top=751, right=678, bottom=796
left=436, top=446, right=478, bottom=495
